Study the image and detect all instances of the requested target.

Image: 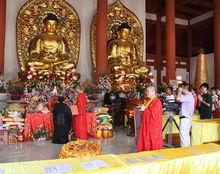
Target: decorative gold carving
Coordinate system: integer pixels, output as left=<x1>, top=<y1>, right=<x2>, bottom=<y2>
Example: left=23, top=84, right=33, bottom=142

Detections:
left=90, top=0, right=144, bottom=72
left=16, top=0, right=80, bottom=72
left=194, top=49, right=209, bottom=89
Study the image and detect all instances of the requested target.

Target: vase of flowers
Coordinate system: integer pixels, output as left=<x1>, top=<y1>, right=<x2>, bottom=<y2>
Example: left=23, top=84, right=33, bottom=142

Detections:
left=31, top=125, right=48, bottom=141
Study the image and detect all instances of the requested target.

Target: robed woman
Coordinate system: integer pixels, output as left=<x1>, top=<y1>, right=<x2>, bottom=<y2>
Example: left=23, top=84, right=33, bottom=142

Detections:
left=52, top=96, right=72, bottom=144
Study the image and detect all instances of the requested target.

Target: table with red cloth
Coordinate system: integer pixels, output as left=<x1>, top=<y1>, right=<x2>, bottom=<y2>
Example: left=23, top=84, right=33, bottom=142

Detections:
left=24, top=112, right=96, bottom=141
left=86, top=112, right=97, bottom=137
left=24, top=113, right=54, bottom=141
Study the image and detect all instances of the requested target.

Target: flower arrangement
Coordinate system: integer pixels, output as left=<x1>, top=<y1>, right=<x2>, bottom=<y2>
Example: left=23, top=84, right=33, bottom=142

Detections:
left=8, top=125, right=24, bottom=143
left=30, top=125, right=49, bottom=140
left=7, top=80, right=25, bottom=94
left=0, top=74, right=6, bottom=93
left=25, top=67, right=80, bottom=85
left=98, top=74, right=112, bottom=93
left=81, top=80, right=101, bottom=97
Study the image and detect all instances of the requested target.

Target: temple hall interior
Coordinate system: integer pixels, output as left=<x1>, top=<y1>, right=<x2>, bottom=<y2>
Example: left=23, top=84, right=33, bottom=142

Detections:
left=0, top=0, right=219, bottom=174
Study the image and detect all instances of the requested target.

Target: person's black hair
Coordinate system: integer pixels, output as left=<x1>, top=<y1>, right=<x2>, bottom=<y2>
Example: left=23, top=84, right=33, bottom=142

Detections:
left=192, top=87, right=197, bottom=92
left=118, top=23, right=131, bottom=31
left=181, top=83, right=191, bottom=91
left=210, top=87, right=217, bottom=91
left=166, top=86, right=173, bottom=92
left=43, top=13, right=59, bottom=23
left=200, top=83, right=209, bottom=90
left=58, top=96, right=65, bottom=103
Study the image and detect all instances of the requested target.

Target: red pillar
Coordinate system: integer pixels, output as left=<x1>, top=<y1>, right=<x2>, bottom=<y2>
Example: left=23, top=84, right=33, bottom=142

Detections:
left=214, top=0, right=220, bottom=87
left=165, top=0, right=176, bottom=82
left=156, top=15, right=162, bottom=85
left=96, top=0, right=107, bottom=78
left=0, top=0, right=6, bottom=74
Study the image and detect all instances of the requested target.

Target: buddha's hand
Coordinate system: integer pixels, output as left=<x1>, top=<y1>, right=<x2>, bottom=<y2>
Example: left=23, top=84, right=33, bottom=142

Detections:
left=30, top=52, right=39, bottom=59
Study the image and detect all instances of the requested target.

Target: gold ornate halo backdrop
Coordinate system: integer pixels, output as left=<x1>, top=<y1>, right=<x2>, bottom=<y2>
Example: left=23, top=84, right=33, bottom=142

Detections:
left=16, top=0, right=80, bottom=71
left=90, top=0, right=144, bottom=72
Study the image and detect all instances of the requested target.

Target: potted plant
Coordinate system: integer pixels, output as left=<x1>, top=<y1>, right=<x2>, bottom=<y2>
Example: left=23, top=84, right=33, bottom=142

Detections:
left=30, top=125, right=48, bottom=142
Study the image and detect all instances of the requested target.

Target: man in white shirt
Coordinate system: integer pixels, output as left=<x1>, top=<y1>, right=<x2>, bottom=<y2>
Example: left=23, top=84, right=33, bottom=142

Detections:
left=176, top=83, right=195, bottom=147
left=165, top=87, right=175, bottom=102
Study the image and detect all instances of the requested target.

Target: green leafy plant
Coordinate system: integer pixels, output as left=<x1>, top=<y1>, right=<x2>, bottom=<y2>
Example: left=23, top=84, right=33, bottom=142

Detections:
left=31, top=126, right=48, bottom=139
left=1, top=108, right=8, bottom=117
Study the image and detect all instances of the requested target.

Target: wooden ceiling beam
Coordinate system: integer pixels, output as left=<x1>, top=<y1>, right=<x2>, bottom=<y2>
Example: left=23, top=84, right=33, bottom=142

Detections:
left=188, top=0, right=213, bottom=9
left=159, top=0, right=190, bottom=17
left=176, top=0, right=190, bottom=9
left=177, top=6, right=202, bottom=15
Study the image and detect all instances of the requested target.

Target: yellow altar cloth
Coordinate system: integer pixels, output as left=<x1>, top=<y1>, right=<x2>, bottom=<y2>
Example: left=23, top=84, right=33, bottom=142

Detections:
left=0, top=144, right=220, bottom=174
left=191, top=118, right=220, bottom=145
left=0, top=154, right=126, bottom=174
left=117, top=143, right=220, bottom=174
left=162, top=114, right=199, bottom=139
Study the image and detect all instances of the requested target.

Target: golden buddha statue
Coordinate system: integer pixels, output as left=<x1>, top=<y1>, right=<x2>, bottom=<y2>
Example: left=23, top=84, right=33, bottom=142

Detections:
left=28, top=13, right=74, bottom=76
left=107, top=23, right=150, bottom=90
left=108, top=23, right=137, bottom=72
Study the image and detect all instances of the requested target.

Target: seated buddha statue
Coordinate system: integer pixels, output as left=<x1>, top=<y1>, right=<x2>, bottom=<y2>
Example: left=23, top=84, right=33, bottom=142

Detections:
left=107, top=23, right=149, bottom=90
left=28, top=13, right=74, bottom=76
left=108, top=23, right=137, bottom=73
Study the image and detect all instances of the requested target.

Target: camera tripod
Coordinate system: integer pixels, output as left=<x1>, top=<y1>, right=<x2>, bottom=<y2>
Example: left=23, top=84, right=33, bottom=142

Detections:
left=162, top=111, right=180, bottom=148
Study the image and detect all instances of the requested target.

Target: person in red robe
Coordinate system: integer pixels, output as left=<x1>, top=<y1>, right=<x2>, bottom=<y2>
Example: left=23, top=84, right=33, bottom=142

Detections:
left=137, top=85, right=163, bottom=152
left=73, top=85, right=88, bottom=140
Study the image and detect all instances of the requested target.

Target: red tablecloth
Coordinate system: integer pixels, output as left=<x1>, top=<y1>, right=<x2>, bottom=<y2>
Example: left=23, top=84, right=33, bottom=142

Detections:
left=86, top=112, right=97, bottom=137
left=24, top=113, right=54, bottom=141
left=24, top=112, right=96, bottom=141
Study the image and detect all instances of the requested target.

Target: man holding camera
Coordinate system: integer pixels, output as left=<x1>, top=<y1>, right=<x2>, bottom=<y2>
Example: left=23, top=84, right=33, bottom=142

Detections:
left=176, top=83, right=195, bottom=147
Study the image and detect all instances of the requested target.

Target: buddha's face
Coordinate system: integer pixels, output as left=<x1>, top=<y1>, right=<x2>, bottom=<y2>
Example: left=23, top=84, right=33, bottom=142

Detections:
left=118, top=28, right=130, bottom=40
left=44, top=20, right=58, bottom=33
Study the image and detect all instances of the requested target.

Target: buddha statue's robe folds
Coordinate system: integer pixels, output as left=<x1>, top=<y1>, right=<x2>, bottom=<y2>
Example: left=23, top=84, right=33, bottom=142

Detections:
left=27, top=15, right=74, bottom=76
left=28, top=33, right=74, bottom=71
left=107, top=24, right=150, bottom=90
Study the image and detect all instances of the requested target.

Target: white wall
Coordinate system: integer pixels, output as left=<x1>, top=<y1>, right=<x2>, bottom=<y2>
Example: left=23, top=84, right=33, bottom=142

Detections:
left=176, top=68, right=189, bottom=82
left=4, top=0, right=146, bottom=81
left=190, top=53, right=214, bottom=87
left=150, top=66, right=157, bottom=85
left=4, top=0, right=27, bottom=80
left=161, top=67, right=189, bottom=83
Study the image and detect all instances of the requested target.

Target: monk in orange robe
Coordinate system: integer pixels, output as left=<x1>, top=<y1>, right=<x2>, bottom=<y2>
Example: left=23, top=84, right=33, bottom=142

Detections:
left=73, top=86, right=88, bottom=140
left=137, top=85, right=163, bottom=152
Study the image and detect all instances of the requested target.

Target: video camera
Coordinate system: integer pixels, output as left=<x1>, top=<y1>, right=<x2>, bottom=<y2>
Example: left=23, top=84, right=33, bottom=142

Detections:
left=163, top=100, right=181, bottom=114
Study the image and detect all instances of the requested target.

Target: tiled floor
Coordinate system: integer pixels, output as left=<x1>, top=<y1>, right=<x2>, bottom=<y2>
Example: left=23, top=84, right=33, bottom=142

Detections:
left=0, top=129, right=136, bottom=163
